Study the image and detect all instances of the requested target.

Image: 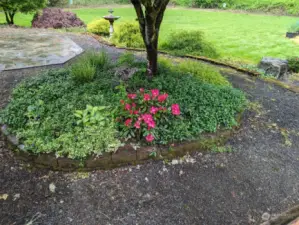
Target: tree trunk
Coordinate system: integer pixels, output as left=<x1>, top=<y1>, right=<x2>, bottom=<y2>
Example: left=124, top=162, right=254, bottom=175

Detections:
left=9, top=12, right=15, bottom=25
left=4, top=10, right=15, bottom=25
left=131, top=0, right=169, bottom=78
left=146, top=38, right=158, bottom=78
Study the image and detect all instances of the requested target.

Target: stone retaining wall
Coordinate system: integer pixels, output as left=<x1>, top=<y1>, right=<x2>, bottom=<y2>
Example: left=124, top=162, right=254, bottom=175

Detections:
left=1, top=124, right=239, bottom=172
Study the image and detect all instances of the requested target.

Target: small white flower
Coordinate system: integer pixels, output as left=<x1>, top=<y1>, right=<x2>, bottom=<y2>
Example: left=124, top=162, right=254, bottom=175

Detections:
left=49, top=183, right=56, bottom=193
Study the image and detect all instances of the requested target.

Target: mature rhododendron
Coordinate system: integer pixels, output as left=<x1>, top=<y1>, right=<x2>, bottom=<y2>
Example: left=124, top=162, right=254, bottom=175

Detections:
left=117, top=88, right=181, bottom=143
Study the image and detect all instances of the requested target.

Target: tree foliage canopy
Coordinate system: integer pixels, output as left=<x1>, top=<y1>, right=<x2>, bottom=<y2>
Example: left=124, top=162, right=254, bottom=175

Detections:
left=0, top=0, right=46, bottom=24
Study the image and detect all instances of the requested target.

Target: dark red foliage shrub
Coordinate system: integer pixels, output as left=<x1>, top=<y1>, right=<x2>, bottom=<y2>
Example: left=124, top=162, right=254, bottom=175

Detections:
left=32, top=8, right=85, bottom=29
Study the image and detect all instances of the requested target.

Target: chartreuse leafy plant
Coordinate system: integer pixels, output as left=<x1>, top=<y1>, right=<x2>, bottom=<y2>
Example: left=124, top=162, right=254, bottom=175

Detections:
left=0, top=52, right=246, bottom=159
left=112, top=21, right=144, bottom=48
left=87, top=18, right=110, bottom=36
left=158, top=57, right=230, bottom=86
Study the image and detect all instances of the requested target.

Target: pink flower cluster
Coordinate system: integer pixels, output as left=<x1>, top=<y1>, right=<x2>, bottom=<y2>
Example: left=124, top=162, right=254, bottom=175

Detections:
left=119, top=88, right=181, bottom=142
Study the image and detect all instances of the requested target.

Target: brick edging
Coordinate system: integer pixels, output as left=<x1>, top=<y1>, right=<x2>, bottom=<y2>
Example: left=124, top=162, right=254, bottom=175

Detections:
left=1, top=122, right=239, bottom=171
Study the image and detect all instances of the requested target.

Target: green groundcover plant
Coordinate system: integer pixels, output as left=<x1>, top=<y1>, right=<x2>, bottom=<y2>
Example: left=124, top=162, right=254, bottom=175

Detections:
left=0, top=52, right=246, bottom=159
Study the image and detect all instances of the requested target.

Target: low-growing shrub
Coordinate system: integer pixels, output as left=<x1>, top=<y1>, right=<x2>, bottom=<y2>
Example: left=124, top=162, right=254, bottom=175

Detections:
left=161, top=30, right=218, bottom=58
left=32, top=8, right=85, bottom=29
left=288, top=21, right=299, bottom=33
left=112, top=21, right=144, bottom=48
left=159, top=58, right=230, bottom=86
left=87, top=19, right=110, bottom=36
left=288, top=56, right=299, bottom=73
left=172, top=0, right=232, bottom=8
left=116, top=88, right=181, bottom=143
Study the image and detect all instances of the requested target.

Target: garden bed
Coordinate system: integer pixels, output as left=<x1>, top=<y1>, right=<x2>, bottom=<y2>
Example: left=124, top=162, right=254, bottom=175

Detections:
left=0, top=51, right=246, bottom=171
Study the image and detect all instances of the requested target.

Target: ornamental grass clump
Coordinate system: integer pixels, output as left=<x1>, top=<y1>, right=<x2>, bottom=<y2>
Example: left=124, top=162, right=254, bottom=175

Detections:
left=117, top=88, right=181, bottom=143
left=287, top=56, right=299, bottom=73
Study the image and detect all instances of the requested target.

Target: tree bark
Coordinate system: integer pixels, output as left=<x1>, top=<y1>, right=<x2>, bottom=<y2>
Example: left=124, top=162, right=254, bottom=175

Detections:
left=9, top=11, right=15, bottom=25
left=131, top=0, right=169, bottom=78
left=4, top=10, right=15, bottom=25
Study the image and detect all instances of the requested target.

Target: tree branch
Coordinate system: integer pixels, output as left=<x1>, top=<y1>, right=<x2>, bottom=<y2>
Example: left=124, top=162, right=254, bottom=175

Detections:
left=131, top=0, right=146, bottom=39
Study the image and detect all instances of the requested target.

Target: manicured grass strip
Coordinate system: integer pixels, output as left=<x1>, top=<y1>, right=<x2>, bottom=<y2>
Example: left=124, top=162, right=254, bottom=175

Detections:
left=1, top=8, right=299, bottom=64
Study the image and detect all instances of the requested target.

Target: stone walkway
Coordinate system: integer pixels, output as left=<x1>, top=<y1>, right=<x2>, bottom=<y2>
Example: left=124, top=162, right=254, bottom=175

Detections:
left=0, top=28, right=83, bottom=71
left=1, top=32, right=299, bottom=225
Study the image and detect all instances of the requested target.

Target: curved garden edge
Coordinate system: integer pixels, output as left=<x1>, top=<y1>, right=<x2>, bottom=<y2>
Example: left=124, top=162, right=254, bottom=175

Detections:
left=0, top=113, right=242, bottom=172
left=261, top=204, right=299, bottom=225
left=87, top=33, right=299, bottom=94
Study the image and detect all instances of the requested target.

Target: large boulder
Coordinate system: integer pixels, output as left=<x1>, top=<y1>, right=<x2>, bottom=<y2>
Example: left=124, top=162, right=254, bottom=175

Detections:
left=258, top=57, right=289, bottom=79
left=32, top=8, right=85, bottom=29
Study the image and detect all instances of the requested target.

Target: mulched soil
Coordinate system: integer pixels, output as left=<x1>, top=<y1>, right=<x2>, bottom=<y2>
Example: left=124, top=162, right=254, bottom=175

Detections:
left=1, top=32, right=299, bottom=225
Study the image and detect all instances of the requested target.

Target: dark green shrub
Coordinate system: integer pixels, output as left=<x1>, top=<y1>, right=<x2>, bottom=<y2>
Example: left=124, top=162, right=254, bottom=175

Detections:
left=288, top=56, right=299, bottom=73
left=87, top=19, right=110, bottom=36
left=161, top=30, right=219, bottom=58
left=171, top=0, right=232, bottom=8
left=112, top=21, right=144, bottom=48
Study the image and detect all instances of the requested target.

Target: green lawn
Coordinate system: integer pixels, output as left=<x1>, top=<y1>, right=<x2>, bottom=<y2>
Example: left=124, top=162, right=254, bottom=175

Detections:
left=1, top=7, right=299, bottom=63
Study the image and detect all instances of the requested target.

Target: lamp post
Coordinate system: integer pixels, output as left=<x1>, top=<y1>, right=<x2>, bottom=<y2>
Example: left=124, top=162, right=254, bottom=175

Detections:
left=103, top=9, right=120, bottom=38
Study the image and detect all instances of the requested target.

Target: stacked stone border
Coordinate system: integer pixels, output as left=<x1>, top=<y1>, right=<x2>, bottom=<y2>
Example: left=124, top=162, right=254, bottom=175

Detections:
left=1, top=116, right=241, bottom=171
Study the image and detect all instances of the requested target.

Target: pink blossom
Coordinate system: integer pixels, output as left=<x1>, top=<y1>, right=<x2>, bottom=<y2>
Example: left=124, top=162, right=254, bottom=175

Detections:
left=133, top=110, right=139, bottom=115
left=150, top=106, right=159, bottom=115
left=147, top=120, right=156, bottom=129
left=127, top=93, right=137, bottom=99
left=132, top=103, right=136, bottom=108
left=140, top=88, right=144, bottom=93
left=171, top=104, right=180, bottom=115
left=159, top=106, right=167, bottom=112
left=151, top=89, right=160, bottom=98
left=143, top=94, right=151, bottom=101
left=145, top=134, right=155, bottom=142
left=158, top=93, right=168, bottom=103
left=124, top=118, right=132, bottom=127
left=142, top=114, right=154, bottom=123
left=125, top=103, right=131, bottom=111
left=134, top=121, right=141, bottom=129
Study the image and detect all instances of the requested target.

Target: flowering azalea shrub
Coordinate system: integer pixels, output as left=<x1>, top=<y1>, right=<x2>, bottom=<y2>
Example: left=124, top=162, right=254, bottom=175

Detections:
left=117, top=88, right=181, bottom=143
